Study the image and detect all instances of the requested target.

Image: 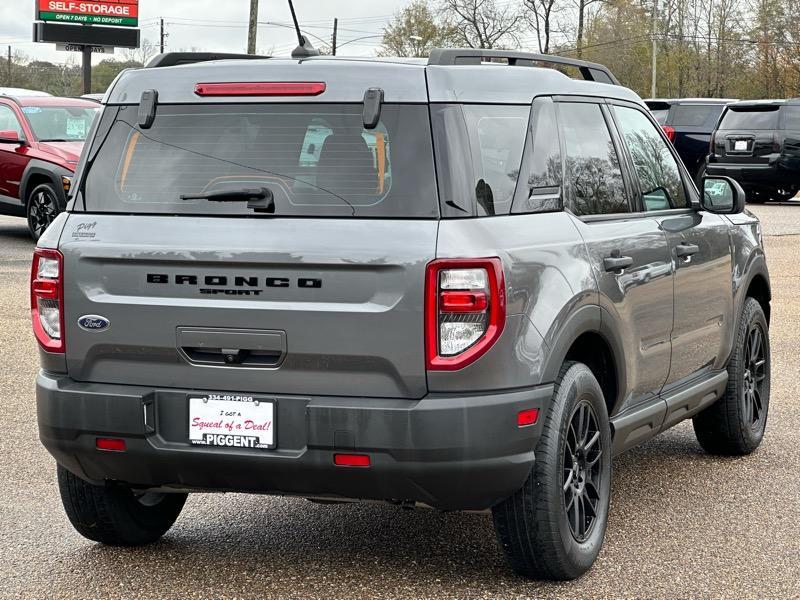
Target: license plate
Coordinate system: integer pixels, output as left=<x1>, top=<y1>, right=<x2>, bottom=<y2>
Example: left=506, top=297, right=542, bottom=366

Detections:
left=189, top=395, right=275, bottom=449
left=734, top=140, right=748, bottom=151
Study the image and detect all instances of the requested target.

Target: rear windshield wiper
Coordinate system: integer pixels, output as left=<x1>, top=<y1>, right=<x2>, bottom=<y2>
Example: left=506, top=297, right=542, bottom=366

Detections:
left=180, top=187, right=274, bottom=213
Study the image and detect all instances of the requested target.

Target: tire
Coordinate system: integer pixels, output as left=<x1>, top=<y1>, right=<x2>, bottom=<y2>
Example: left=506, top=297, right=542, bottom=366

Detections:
left=745, top=188, right=768, bottom=204
left=772, top=186, right=799, bottom=202
left=27, top=182, right=61, bottom=241
left=57, top=464, right=187, bottom=546
left=693, top=297, right=770, bottom=455
left=492, top=362, right=612, bottom=580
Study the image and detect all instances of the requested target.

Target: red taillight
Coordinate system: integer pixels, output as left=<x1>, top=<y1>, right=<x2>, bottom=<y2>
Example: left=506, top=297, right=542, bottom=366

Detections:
left=425, top=258, right=506, bottom=371
left=661, top=125, right=676, bottom=142
left=194, top=82, right=326, bottom=97
left=517, top=409, right=539, bottom=427
left=333, top=453, right=370, bottom=467
left=96, top=438, right=126, bottom=452
left=31, top=248, right=64, bottom=353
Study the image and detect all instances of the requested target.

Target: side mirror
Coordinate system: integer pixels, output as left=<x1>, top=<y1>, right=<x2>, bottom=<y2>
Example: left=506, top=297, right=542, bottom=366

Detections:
left=0, top=130, right=23, bottom=145
left=700, top=176, right=746, bottom=214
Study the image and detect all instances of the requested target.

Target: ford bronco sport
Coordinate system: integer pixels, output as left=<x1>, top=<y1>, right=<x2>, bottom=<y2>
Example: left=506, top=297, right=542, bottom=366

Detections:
left=34, top=49, right=771, bottom=581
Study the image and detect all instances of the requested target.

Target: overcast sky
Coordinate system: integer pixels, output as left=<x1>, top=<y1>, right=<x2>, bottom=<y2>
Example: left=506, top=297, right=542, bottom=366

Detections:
left=0, top=0, right=406, bottom=64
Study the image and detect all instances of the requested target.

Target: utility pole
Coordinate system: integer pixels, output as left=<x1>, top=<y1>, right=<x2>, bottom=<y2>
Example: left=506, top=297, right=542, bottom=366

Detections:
left=7, top=46, right=11, bottom=86
left=160, top=18, right=166, bottom=54
left=82, top=46, right=91, bottom=94
left=651, top=0, right=658, bottom=98
left=247, top=0, right=259, bottom=55
left=331, top=18, right=338, bottom=56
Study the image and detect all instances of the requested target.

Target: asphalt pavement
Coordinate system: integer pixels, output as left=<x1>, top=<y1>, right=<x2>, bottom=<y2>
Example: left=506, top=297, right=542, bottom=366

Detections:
left=1, top=206, right=799, bottom=599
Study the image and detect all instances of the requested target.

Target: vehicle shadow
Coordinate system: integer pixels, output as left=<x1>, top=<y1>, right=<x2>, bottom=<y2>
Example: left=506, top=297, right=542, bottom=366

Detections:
left=25, top=424, right=767, bottom=599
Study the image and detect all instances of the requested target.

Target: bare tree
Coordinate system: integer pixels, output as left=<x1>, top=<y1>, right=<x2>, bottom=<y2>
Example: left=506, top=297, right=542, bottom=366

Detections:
left=524, top=0, right=562, bottom=53
left=575, top=0, right=604, bottom=57
left=442, top=0, right=524, bottom=49
left=123, top=39, right=158, bottom=66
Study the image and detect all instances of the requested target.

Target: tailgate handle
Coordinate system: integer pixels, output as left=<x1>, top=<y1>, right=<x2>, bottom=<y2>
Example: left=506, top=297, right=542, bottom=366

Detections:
left=177, top=328, right=286, bottom=368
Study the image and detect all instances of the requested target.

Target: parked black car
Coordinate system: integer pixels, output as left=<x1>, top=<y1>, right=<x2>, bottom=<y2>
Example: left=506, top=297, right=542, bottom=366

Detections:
left=707, top=99, right=800, bottom=203
left=645, top=98, right=734, bottom=181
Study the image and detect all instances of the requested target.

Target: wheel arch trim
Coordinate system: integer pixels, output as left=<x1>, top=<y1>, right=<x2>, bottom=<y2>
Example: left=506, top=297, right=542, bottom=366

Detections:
left=20, top=160, right=73, bottom=210
left=541, top=304, right=627, bottom=416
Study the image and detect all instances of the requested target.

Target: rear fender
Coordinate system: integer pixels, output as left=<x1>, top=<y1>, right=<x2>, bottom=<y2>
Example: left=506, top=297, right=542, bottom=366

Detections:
left=541, top=304, right=627, bottom=416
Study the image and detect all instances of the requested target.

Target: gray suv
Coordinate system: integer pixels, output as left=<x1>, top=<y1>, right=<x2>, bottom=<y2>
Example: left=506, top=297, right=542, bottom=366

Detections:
left=33, top=49, right=771, bottom=581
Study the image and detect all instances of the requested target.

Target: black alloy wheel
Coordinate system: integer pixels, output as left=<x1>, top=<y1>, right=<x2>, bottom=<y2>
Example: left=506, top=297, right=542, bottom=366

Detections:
left=742, top=322, right=767, bottom=429
left=27, top=183, right=60, bottom=241
left=563, top=401, right=603, bottom=542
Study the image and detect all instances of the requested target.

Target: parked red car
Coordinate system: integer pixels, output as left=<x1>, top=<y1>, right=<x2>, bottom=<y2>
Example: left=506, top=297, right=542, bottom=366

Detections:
left=0, top=94, right=98, bottom=239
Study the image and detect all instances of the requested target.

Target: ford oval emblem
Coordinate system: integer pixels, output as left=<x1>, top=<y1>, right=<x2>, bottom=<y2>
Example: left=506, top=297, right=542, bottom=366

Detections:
left=77, top=315, right=110, bottom=332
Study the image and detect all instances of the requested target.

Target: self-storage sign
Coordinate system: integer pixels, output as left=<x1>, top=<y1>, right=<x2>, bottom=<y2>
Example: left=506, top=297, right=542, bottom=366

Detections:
left=37, top=0, right=139, bottom=27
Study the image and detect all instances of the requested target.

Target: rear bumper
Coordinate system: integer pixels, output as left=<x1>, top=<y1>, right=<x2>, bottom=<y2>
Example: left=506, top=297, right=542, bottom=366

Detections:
left=705, top=161, right=797, bottom=188
left=37, top=371, right=551, bottom=511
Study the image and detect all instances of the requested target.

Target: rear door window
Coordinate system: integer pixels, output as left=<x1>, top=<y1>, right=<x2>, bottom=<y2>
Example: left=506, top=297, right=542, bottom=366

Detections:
left=81, top=103, right=438, bottom=218
left=719, top=107, right=780, bottom=130
left=558, top=102, right=628, bottom=216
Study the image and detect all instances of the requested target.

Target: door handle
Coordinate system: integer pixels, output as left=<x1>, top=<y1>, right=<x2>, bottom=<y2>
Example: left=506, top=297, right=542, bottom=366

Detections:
left=603, top=255, right=633, bottom=272
left=676, top=243, right=699, bottom=258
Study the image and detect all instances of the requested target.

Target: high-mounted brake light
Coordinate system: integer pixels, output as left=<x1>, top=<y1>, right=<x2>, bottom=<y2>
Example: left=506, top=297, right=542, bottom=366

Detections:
left=31, top=248, right=64, bottom=353
left=194, top=82, right=326, bottom=97
left=661, top=125, right=676, bottom=143
left=425, top=258, right=505, bottom=371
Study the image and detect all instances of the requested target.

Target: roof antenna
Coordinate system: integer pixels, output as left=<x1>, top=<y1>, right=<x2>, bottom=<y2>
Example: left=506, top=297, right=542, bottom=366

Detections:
left=288, top=0, right=320, bottom=59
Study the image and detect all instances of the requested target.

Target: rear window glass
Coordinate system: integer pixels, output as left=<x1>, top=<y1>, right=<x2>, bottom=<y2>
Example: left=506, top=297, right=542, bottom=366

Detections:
left=719, top=107, right=780, bottom=130
left=649, top=109, right=670, bottom=125
left=432, top=104, right=528, bottom=216
left=672, top=104, right=717, bottom=127
left=81, top=103, right=438, bottom=218
left=783, top=106, right=800, bottom=131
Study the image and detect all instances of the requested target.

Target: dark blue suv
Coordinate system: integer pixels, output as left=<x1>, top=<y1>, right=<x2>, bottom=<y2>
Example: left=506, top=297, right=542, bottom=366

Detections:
left=645, top=98, right=734, bottom=181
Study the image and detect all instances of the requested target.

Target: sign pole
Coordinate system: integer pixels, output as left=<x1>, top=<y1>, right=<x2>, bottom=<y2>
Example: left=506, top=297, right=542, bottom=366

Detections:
left=82, top=45, right=91, bottom=94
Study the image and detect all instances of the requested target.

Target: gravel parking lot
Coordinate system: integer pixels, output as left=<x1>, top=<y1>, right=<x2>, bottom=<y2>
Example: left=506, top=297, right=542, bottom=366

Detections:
left=2, top=206, right=799, bottom=599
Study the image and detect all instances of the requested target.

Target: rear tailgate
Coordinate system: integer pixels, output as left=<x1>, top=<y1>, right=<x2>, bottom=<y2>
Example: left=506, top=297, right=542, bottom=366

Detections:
left=61, top=215, right=437, bottom=398
left=713, top=105, right=781, bottom=164
left=61, top=78, right=440, bottom=399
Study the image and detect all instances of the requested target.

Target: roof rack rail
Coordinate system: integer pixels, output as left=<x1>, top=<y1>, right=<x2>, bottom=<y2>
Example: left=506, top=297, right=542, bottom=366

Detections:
left=427, top=48, right=620, bottom=85
left=146, top=52, right=270, bottom=69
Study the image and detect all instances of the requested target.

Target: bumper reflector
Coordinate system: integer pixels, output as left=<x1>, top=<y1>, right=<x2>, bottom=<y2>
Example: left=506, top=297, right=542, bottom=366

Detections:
left=333, top=453, right=370, bottom=467
left=96, top=438, right=126, bottom=452
left=517, top=409, right=539, bottom=427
